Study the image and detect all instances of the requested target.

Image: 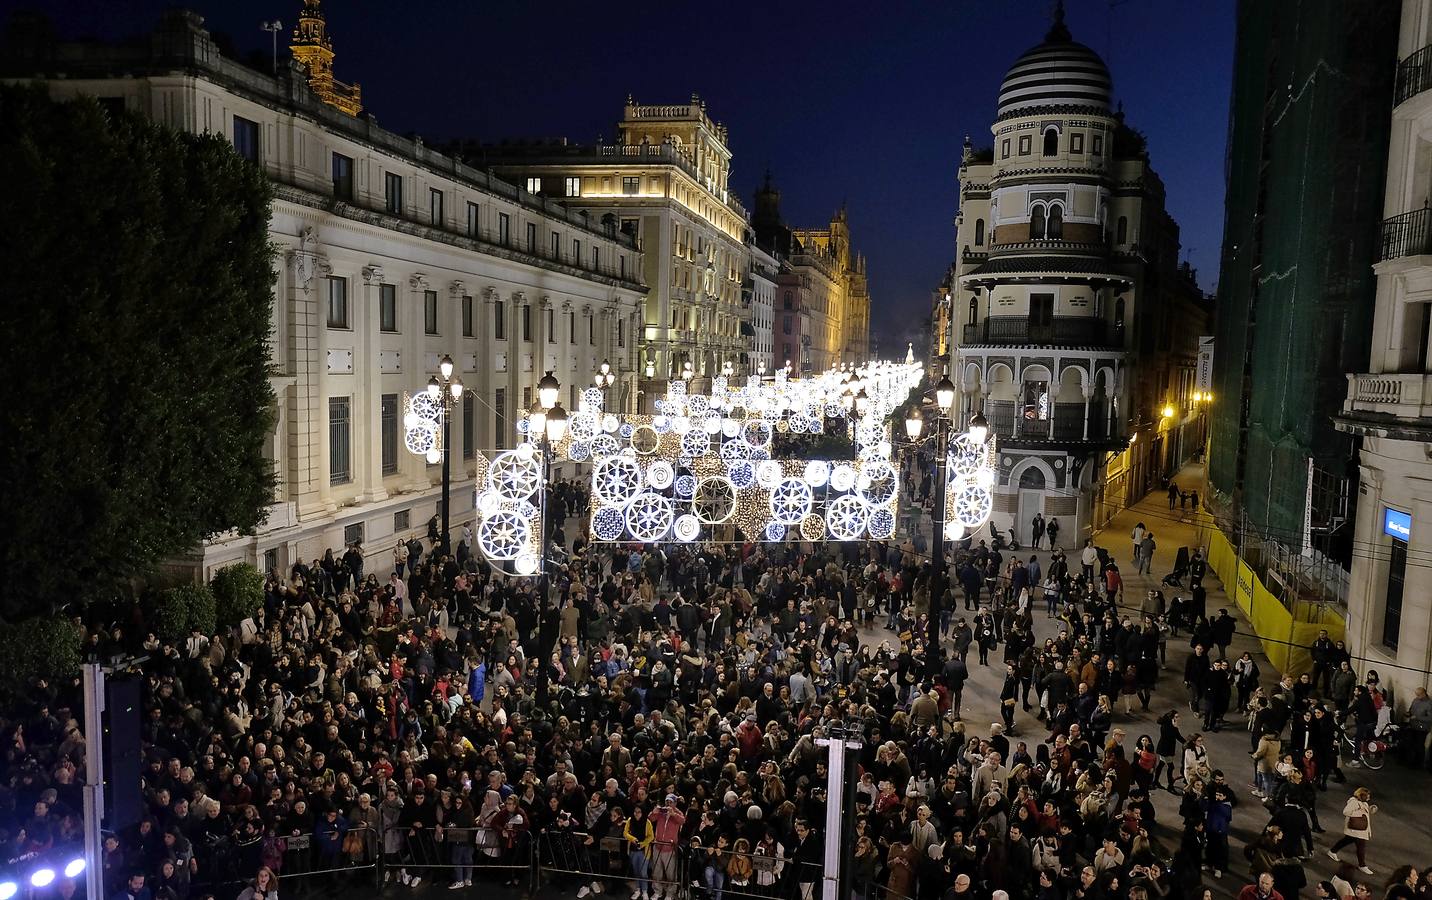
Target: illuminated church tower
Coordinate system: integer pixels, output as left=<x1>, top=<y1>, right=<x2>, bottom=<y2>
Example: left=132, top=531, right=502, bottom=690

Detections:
left=289, top=0, right=362, bottom=116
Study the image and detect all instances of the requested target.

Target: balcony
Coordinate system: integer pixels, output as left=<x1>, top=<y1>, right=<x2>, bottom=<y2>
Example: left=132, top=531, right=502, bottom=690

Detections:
left=1397, top=44, right=1432, bottom=106
left=962, top=316, right=1120, bottom=348
left=1343, top=372, right=1432, bottom=421
left=1378, top=208, right=1432, bottom=261
left=985, top=401, right=1111, bottom=442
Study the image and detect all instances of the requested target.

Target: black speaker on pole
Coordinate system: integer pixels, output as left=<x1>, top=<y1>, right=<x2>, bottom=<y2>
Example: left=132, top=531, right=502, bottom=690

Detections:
left=103, top=677, right=143, bottom=831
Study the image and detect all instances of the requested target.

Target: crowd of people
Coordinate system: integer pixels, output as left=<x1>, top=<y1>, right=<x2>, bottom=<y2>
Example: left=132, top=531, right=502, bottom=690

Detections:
left=2, top=472, right=1429, bottom=900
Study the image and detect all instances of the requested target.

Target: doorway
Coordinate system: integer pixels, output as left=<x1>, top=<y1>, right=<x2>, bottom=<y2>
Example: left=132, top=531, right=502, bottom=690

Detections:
left=1017, top=466, right=1046, bottom=545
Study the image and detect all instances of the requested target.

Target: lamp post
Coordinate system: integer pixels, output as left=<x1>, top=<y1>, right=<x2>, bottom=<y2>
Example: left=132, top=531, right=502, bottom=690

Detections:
left=532, top=372, right=566, bottom=709
left=425, top=354, right=464, bottom=556
left=595, top=358, right=616, bottom=413
left=907, top=371, right=966, bottom=671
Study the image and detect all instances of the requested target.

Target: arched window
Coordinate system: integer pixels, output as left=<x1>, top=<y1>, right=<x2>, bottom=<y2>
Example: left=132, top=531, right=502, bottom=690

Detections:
left=1116, top=216, right=1128, bottom=245
left=1114, top=298, right=1126, bottom=330
left=1042, top=127, right=1059, bottom=157
left=1030, top=205, right=1046, bottom=240
left=1047, top=204, right=1064, bottom=239
left=974, top=219, right=985, bottom=246
left=968, top=295, right=978, bottom=324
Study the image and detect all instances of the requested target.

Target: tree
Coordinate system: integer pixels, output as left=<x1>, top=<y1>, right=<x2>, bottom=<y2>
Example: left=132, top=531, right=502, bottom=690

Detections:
left=0, top=86, right=275, bottom=620
left=211, top=563, right=264, bottom=628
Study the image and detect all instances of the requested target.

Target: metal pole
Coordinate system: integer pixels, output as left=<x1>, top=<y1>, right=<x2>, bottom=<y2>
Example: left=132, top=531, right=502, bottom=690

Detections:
left=926, top=416, right=948, bottom=672
left=815, top=732, right=861, bottom=900
left=82, top=663, right=106, bottom=900
left=441, top=403, right=452, bottom=557
left=535, top=441, right=552, bottom=709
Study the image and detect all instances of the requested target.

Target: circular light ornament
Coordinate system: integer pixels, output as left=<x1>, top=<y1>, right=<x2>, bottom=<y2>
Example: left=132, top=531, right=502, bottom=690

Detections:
left=625, top=492, right=675, bottom=542
left=756, top=460, right=784, bottom=489
left=789, top=413, right=811, bottom=434
left=603, top=413, right=620, bottom=433
left=944, top=521, right=967, bottom=542
left=876, top=440, right=893, bottom=459
left=647, top=460, right=675, bottom=490
left=671, top=415, right=692, bottom=435
left=809, top=417, right=824, bottom=434
left=652, top=415, right=671, bottom=434
left=803, top=460, right=830, bottom=488
left=425, top=447, right=442, bottom=465
left=825, top=495, right=869, bottom=541
left=722, top=418, right=741, bottom=438
left=719, top=439, right=750, bottom=461
left=800, top=514, right=826, bottom=542
left=764, top=521, right=787, bottom=542
left=728, top=461, right=755, bottom=488
left=680, top=430, right=710, bottom=458
left=975, top=467, right=996, bottom=489
left=488, top=449, right=542, bottom=501
left=694, top=476, right=737, bottom=523
left=769, top=477, right=814, bottom=525
left=674, top=474, right=697, bottom=498
left=408, top=391, right=442, bottom=424
left=567, top=411, right=598, bottom=442
left=630, top=424, right=661, bottom=455
left=592, top=506, right=625, bottom=541
left=857, top=460, right=898, bottom=506
left=582, top=386, right=604, bottom=409
left=477, top=510, right=530, bottom=561
left=830, top=464, right=857, bottom=492
left=477, top=492, right=501, bottom=515
left=673, top=514, right=701, bottom=542
left=952, top=478, right=994, bottom=529
left=514, top=552, right=539, bottom=576
left=592, top=455, right=643, bottom=506
left=404, top=421, right=439, bottom=456
left=867, top=508, right=896, bottom=540
left=619, top=423, right=635, bottom=439
left=590, top=434, right=621, bottom=460
left=742, top=419, right=773, bottom=449
left=567, top=441, right=590, bottom=462
left=687, top=394, right=711, bottom=416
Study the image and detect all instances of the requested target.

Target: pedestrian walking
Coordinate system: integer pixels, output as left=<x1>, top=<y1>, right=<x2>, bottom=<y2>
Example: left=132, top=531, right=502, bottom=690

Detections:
left=1326, top=786, right=1376, bottom=875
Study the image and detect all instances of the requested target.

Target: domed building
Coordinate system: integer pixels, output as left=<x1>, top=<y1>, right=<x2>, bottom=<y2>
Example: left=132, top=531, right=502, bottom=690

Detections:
left=948, top=4, right=1209, bottom=548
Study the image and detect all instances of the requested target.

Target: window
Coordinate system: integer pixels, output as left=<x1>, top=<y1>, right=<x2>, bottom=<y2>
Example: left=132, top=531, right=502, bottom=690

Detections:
left=974, top=219, right=985, bottom=246
left=620, top=256, right=627, bottom=279
left=1031, top=205, right=1046, bottom=240
left=498, top=212, right=510, bottom=245
left=467, top=202, right=480, bottom=237
left=783, top=291, right=793, bottom=310
left=263, top=548, right=278, bottom=575
left=493, top=388, right=507, bottom=450
left=588, top=314, right=595, bottom=345
left=1018, top=135, right=1031, bottom=155
left=462, top=295, right=474, bottom=337
left=344, top=523, right=364, bottom=546
left=1071, top=133, right=1084, bottom=154
left=522, top=304, right=532, bottom=341
left=332, top=152, right=354, bottom=201
left=783, top=342, right=792, bottom=361
left=592, top=246, right=600, bottom=271
left=546, top=307, right=555, bottom=343
left=621, top=218, right=638, bottom=237
left=1092, top=135, right=1103, bottom=155
left=550, top=231, right=561, bottom=258
left=622, top=176, right=640, bottom=195
left=1384, top=535, right=1407, bottom=650
left=326, top=277, right=349, bottom=328
left=424, top=290, right=439, bottom=335
left=328, top=397, right=351, bottom=484
left=233, top=116, right=260, bottom=162
left=573, top=239, right=581, bottom=263
left=527, top=222, right=538, bottom=253
left=1029, top=293, right=1053, bottom=328
left=1046, top=204, right=1063, bottom=239
left=525, top=177, right=541, bottom=194
left=394, top=509, right=410, bottom=532
left=565, top=176, right=581, bottom=197
left=1114, top=298, right=1125, bottom=330
left=1042, top=127, right=1058, bottom=157
left=462, top=392, right=475, bottom=460
left=569, top=310, right=577, bottom=344
left=522, top=387, right=532, bottom=410
left=494, top=299, right=506, bottom=340
left=1021, top=381, right=1050, bottom=421
left=381, top=393, right=399, bottom=475
left=1001, top=138, right=1010, bottom=159
left=379, top=283, right=397, bottom=332
left=783, top=315, right=792, bottom=335
left=385, top=172, right=403, bottom=215
left=429, top=188, right=444, bottom=226
left=617, top=318, right=625, bottom=347
left=1116, top=216, right=1128, bottom=245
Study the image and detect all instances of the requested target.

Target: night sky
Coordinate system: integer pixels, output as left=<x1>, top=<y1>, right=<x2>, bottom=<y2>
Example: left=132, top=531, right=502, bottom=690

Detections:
left=17, top=0, right=1235, bottom=354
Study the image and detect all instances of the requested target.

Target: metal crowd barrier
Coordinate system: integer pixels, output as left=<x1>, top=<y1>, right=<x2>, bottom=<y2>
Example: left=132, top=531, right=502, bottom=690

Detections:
left=382, top=824, right=534, bottom=889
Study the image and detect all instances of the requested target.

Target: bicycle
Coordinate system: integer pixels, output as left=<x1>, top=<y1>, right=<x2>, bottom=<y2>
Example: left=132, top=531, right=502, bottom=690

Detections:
left=1338, top=716, right=1397, bottom=770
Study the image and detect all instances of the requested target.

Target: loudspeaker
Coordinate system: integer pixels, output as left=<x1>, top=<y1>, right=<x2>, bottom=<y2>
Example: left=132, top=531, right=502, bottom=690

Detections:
left=103, top=677, right=143, bottom=830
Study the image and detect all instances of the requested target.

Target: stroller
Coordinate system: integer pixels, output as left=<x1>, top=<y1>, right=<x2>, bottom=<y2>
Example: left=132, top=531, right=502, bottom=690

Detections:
left=1161, top=547, right=1191, bottom=587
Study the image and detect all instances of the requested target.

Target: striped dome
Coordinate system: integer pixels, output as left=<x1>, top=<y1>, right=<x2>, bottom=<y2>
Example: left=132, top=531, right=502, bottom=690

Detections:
left=997, top=17, right=1112, bottom=117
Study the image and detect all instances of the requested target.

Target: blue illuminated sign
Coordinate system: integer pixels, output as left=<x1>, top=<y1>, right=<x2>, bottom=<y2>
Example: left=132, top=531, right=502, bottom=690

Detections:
left=1384, top=507, right=1412, bottom=541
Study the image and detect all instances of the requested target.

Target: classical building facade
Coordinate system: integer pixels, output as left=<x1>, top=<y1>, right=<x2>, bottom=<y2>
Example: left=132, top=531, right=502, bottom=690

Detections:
left=5, top=8, right=645, bottom=578
left=950, top=10, right=1208, bottom=546
left=477, top=97, right=748, bottom=395
left=1336, top=0, right=1432, bottom=704
left=745, top=244, right=778, bottom=375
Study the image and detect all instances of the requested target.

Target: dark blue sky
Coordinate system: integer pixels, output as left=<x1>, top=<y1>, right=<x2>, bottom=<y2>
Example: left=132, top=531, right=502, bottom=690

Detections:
left=22, top=0, right=1234, bottom=353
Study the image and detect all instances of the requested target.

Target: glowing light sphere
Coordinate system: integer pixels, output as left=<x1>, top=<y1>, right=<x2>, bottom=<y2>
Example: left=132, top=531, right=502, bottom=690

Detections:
left=567, top=441, right=590, bottom=462
left=514, top=553, right=539, bottom=576
left=728, top=461, right=756, bottom=488
left=945, top=521, right=967, bottom=542
left=671, top=415, right=692, bottom=435
left=625, top=492, right=675, bottom=542
left=756, top=460, right=784, bottom=489
left=425, top=448, right=442, bottom=465
left=647, top=460, right=675, bottom=490
left=825, top=495, right=869, bottom=541
left=477, top=492, right=501, bottom=515
left=603, top=414, right=619, bottom=433
left=652, top=416, right=671, bottom=434
left=867, top=508, right=896, bottom=539
left=809, top=418, right=824, bottom=434
left=477, top=511, right=530, bottom=560
left=674, top=474, right=697, bottom=498
left=722, top=418, right=741, bottom=438
left=515, top=418, right=530, bottom=435
left=803, top=461, right=830, bottom=487
left=703, top=415, right=723, bottom=435
left=673, top=514, right=701, bottom=542
left=764, top=521, right=786, bottom=542
left=592, top=456, right=643, bottom=507
left=800, top=514, right=826, bottom=542
left=830, top=464, right=857, bottom=492
left=592, top=506, right=625, bottom=541
left=976, top=467, right=996, bottom=489
left=876, top=440, right=893, bottom=459
left=769, top=477, right=814, bottom=525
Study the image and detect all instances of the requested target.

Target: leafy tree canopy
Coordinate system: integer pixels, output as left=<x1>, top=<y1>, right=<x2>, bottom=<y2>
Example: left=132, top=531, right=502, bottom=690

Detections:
left=0, top=85, right=276, bottom=621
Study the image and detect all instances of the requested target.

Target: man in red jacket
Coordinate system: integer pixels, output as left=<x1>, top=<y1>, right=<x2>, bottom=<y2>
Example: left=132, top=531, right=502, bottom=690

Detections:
left=1237, top=873, right=1284, bottom=900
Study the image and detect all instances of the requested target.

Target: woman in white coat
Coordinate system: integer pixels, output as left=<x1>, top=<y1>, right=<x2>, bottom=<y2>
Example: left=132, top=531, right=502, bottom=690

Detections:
left=1326, top=785, right=1376, bottom=875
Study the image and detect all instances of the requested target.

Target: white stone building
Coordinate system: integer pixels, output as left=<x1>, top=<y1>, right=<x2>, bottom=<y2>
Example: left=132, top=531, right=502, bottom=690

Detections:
left=8, top=9, right=645, bottom=578
left=745, top=244, right=778, bottom=374
left=1336, top=0, right=1432, bottom=704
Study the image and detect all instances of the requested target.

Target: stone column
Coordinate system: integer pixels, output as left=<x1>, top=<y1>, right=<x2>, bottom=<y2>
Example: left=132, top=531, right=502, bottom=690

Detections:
left=1082, top=383, right=1094, bottom=441
left=403, top=272, right=432, bottom=493
left=359, top=265, right=388, bottom=502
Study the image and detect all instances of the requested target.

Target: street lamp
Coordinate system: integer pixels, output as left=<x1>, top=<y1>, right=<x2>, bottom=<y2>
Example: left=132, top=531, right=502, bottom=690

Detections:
left=415, top=354, right=463, bottom=556
left=530, top=369, right=566, bottom=710
left=595, top=359, right=616, bottom=411
left=854, top=388, right=870, bottom=417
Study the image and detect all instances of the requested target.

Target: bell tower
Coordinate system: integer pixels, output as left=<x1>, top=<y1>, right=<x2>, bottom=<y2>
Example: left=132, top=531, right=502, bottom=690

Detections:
left=290, top=0, right=362, bottom=116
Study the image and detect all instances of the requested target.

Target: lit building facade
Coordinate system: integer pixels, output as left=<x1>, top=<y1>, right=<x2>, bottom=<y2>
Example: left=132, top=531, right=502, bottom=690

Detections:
left=745, top=243, right=778, bottom=374
left=5, top=9, right=645, bottom=577
left=950, top=10, right=1208, bottom=546
left=479, top=96, right=749, bottom=397
left=1336, top=0, right=1432, bottom=705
